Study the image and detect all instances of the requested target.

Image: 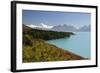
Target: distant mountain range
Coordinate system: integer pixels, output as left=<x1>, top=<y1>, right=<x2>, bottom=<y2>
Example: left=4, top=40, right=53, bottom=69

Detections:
left=52, top=24, right=90, bottom=32
left=52, top=24, right=77, bottom=32
left=77, top=25, right=90, bottom=32
left=25, top=23, right=90, bottom=32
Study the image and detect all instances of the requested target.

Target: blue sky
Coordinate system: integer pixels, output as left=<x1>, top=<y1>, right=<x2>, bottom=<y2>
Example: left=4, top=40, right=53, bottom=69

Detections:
left=22, top=10, right=91, bottom=27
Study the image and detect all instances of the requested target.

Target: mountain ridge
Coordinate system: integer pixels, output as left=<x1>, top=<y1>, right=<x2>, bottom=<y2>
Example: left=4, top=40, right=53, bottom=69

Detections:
left=25, top=23, right=90, bottom=32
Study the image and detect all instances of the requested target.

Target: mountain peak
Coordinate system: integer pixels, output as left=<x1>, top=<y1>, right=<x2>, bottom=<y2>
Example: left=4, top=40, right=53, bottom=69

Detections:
left=40, top=23, right=53, bottom=29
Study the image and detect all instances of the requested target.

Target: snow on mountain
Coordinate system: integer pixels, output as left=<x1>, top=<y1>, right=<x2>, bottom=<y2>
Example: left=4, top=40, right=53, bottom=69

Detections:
left=78, top=25, right=90, bottom=32
left=26, top=24, right=38, bottom=28
left=52, top=24, right=90, bottom=32
left=26, top=23, right=53, bottom=30
left=40, top=23, right=53, bottom=29
left=52, top=24, right=77, bottom=32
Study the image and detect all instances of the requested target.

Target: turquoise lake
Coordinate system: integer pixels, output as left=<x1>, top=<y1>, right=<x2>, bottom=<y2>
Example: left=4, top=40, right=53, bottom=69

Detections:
left=47, top=32, right=91, bottom=58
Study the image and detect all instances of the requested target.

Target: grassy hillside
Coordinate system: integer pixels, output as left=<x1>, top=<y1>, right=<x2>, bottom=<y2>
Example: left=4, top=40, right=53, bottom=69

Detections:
left=23, top=39, right=84, bottom=62
left=23, top=24, right=84, bottom=63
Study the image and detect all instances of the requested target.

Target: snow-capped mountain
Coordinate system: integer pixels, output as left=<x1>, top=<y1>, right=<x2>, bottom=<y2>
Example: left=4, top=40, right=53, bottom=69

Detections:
left=25, top=23, right=90, bottom=32
left=26, top=24, right=38, bottom=28
left=40, top=23, right=53, bottom=29
left=52, top=24, right=77, bottom=32
left=26, top=23, right=54, bottom=30
left=77, top=25, right=91, bottom=32
left=52, top=24, right=90, bottom=32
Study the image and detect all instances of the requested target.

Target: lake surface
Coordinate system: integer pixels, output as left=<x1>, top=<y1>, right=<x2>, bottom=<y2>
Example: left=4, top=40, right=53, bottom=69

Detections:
left=47, top=32, right=91, bottom=58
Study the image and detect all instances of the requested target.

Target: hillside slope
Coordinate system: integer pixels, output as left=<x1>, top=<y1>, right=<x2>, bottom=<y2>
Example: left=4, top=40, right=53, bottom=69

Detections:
left=23, top=39, right=84, bottom=62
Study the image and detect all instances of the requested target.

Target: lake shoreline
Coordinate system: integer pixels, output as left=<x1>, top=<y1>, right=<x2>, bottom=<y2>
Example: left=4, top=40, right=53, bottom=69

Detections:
left=47, top=32, right=90, bottom=58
